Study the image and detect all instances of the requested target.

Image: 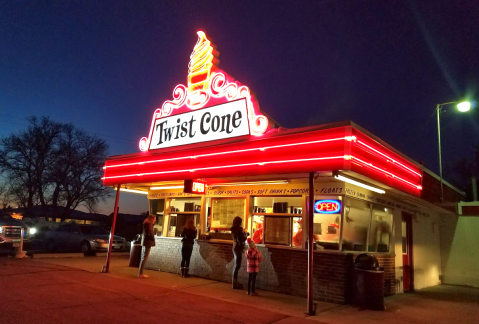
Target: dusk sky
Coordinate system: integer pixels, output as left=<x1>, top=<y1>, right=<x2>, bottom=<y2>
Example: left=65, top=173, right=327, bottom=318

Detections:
left=1, top=1, right=478, bottom=214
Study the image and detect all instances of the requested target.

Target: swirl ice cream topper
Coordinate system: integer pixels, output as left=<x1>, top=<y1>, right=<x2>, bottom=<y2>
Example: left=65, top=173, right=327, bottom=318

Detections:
left=139, top=31, right=270, bottom=152
left=188, top=32, right=219, bottom=93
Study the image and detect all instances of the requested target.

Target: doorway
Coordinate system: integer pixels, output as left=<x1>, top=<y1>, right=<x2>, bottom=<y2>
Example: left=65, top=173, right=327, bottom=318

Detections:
left=402, top=213, right=414, bottom=291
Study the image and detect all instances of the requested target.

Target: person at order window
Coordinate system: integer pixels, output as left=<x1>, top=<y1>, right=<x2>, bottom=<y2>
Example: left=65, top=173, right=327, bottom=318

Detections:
left=231, top=216, right=248, bottom=289
left=139, top=214, right=156, bottom=278
left=180, top=218, right=197, bottom=278
left=292, top=219, right=319, bottom=247
left=252, top=222, right=263, bottom=244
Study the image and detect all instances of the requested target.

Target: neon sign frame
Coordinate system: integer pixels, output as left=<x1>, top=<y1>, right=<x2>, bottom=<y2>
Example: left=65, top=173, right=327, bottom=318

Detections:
left=139, top=31, right=269, bottom=152
left=314, top=200, right=342, bottom=214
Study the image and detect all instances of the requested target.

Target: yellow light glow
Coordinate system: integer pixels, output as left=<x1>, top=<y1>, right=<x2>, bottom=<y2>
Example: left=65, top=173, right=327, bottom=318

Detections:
left=119, top=188, right=148, bottom=195
left=149, top=186, right=185, bottom=190
left=334, top=175, right=385, bottom=194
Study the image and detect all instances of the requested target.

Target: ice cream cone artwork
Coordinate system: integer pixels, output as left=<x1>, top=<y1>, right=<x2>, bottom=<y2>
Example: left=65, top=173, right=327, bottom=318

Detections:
left=187, top=31, right=219, bottom=107
left=138, top=31, right=269, bottom=152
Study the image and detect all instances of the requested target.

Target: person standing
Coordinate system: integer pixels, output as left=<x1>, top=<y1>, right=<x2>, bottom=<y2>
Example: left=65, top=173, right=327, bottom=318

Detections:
left=139, top=214, right=156, bottom=278
left=231, top=216, right=247, bottom=289
left=180, top=218, right=197, bottom=278
left=245, top=238, right=263, bottom=296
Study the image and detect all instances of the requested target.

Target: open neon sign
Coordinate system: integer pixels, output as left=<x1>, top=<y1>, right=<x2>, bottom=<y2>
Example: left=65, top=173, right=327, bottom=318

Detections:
left=184, top=179, right=206, bottom=194
left=314, top=200, right=341, bottom=214
left=139, top=31, right=269, bottom=151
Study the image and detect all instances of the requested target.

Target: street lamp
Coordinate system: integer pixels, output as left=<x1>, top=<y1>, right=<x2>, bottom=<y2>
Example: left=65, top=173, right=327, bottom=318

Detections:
left=436, top=101, right=471, bottom=202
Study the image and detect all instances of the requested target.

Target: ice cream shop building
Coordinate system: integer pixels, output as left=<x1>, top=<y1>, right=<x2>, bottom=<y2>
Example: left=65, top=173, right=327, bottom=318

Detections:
left=103, top=32, right=466, bottom=304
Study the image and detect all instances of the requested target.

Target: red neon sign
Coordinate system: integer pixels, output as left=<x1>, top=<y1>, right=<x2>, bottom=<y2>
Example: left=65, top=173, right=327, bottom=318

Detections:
left=104, top=126, right=423, bottom=196
left=184, top=179, right=206, bottom=194
left=139, top=31, right=269, bottom=152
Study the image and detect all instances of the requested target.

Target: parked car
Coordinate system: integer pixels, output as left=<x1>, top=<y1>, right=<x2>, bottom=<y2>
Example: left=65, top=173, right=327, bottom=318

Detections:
left=45, top=223, right=127, bottom=255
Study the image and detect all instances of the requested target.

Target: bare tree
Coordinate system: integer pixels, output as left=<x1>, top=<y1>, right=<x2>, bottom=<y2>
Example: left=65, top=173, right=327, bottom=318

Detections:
left=0, top=116, right=112, bottom=219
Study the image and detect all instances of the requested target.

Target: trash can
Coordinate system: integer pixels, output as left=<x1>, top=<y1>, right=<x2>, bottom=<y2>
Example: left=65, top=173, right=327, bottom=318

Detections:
left=353, top=253, right=385, bottom=310
left=129, top=235, right=142, bottom=268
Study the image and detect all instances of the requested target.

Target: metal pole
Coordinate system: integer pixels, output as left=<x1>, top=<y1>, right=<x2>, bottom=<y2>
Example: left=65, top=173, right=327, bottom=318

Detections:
left=306, top=172, right=316, bottom=315
left=102, top=184, right=121, bottom=273
left=436, top=105, right=444, bottom=202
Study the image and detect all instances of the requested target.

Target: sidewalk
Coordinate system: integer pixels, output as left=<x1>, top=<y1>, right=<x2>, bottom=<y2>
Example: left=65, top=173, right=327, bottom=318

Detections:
left=2, top=255, right=479, bottom=324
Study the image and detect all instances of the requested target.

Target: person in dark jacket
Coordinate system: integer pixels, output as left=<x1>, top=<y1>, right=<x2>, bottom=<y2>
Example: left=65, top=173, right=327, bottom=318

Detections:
left=180, top=218, right=197, bottom=278
left=139, top=214, right=156, bottom=278
left=231, top=216, right=247, bottom=289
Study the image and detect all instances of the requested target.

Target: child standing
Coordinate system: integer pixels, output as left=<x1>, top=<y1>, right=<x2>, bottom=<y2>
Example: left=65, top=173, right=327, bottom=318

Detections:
left=245, top=238, right=263, bottom=296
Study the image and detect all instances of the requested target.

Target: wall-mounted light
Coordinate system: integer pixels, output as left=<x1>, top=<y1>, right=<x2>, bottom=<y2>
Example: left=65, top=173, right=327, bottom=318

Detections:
left=334, top=174, right=385, bottom=194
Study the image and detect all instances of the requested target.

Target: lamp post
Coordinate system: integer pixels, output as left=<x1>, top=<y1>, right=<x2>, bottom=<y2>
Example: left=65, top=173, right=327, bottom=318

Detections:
left=436, top=101, right=471, bottom=202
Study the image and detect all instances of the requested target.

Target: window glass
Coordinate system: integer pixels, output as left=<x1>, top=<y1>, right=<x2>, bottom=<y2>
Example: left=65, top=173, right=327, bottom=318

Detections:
left=314, top=212, right=340, bottom=250
left=253, top=196, right=302, bottom=214
left=342, top=198, right=370, bottom=251
left=368, top=206, right=393, bottom=252
left=79, top=226, right=108, bottom=235
left=56, top=225, right=69, bottom=232
left=150, top=199, right=164, bottom=236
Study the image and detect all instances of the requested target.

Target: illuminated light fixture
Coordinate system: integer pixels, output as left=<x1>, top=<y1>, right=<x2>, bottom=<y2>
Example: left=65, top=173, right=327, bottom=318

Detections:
left=29, top=228, right=37, bottom=235
left=119, top=188, right=148, bottom=195
left=211, top=180, right=289, bottom=187
left=457, top=101, right=471, bottom=112
left=107, top=136, right=350, bottom=169
left=334, top=174, right=386, bottom=194
left=150, top=186, right=185, bottom=190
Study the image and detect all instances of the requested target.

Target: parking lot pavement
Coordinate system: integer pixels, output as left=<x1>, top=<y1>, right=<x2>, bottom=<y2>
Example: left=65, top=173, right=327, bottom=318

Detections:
left=2, top=256, right=479, bottom=324
left=0, top=257, right=319, bottom=324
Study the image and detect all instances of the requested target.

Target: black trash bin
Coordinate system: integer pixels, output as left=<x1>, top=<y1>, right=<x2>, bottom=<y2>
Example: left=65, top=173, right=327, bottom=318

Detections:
left=353, top=253, right=385, bottom=310
left=129, top=235, right=142, bottom=268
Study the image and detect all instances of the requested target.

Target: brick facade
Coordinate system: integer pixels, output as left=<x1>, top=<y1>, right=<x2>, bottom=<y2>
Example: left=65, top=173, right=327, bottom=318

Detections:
left=145, top=237, right=395, bottom=304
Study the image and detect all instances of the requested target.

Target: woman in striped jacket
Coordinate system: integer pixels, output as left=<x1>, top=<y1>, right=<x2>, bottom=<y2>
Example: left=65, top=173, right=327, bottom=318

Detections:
left=245, top=238, right=263, bottom=296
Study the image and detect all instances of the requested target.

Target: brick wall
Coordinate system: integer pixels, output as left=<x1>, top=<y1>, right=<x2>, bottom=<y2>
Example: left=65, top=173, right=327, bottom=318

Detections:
left=145, top=237, right=395, bottom=304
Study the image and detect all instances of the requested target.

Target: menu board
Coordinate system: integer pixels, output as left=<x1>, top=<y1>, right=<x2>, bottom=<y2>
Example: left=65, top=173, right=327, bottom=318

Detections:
left=211, top=198, right=245, bottom=228
left=264, top=216, right=290, bottom=245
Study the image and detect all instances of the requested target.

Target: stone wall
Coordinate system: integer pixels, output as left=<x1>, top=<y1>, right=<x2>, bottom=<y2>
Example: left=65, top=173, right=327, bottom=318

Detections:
left=146, top=237, right=395, bottom=304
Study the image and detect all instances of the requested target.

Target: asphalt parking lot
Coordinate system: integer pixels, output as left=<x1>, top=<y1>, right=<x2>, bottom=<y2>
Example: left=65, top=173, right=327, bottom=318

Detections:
left=1, top=255, right=478, bottom=324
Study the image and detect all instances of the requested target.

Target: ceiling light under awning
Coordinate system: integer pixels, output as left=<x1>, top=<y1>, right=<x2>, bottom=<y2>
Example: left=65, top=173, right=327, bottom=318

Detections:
left=119, top=188, right=148, bottom=195
left=334, top=174, right=385, bottom=194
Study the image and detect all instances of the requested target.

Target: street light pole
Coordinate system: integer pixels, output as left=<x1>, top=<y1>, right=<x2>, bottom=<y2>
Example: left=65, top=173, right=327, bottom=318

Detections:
left=436, top=104, right=444, bottom=202
left=435, top=101, right=471, bottom=202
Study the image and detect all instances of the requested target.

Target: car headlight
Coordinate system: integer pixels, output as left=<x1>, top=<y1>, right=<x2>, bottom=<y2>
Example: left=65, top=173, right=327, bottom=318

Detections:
left=92, top=239, right=108, bottom=244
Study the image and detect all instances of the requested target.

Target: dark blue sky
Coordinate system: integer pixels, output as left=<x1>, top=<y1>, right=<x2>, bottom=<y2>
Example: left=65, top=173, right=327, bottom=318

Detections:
left=1, top=1, right=478, bottom=214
